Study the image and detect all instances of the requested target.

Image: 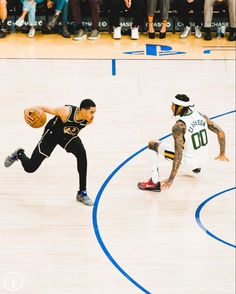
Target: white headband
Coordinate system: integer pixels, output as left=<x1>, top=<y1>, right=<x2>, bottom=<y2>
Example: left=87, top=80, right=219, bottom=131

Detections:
left=172, top=97, right=192, bottom=107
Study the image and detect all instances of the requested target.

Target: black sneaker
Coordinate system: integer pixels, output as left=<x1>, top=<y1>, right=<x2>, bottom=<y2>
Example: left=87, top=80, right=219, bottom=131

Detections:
left=47, top=15, right=59, bottom=31
left=61, top=24, right=70, bottom=38
left=204, top=28, right=212, bottom=41
left=0, top=20, right=7, bottom=38
left=192, top=168, right=201, bottom=174
left=228, top=27, right=236, bottom=41
left=0, top=29, right=6, bottom=38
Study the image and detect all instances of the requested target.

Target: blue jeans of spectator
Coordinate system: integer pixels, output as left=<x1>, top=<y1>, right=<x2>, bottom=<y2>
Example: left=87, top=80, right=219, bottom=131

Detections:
left=54, top=0, right=69, bottom=23
left=21, top=0, right=44, bottom=26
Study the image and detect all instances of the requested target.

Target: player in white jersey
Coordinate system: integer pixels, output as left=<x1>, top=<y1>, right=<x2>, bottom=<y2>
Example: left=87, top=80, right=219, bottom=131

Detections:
left=138, top=94, right=229, bottom=192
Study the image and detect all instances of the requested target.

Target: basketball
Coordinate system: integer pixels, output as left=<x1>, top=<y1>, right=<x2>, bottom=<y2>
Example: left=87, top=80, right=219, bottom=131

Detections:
left=27, top=109, right=47, bottom=128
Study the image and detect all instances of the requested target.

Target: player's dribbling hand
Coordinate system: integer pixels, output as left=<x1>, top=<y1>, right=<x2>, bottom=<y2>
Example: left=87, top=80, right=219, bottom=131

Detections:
left=161, top=178, right=173, bottom=190
left=214, top=154, right=229, bottom=161
left=24, top=108, right=35, bottom=125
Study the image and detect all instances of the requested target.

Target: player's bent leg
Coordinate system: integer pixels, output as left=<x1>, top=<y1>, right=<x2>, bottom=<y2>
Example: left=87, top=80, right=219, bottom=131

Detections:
left=148, top=140, right=161, bottom=152
left=18, top=130, right=58, bottom=172
left=64, top=137, right=94, bottom=206
left=16, top=147, right=47, bottom=173
left=20, top=152, right=46, bottom=173
left=4, top=148, right=25, bottom=167
left=138, top=142, right=174, bottom=192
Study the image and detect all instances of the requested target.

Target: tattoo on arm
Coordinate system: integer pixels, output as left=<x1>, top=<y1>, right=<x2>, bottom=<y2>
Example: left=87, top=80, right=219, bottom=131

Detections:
left=169, top=121, right=186, bottom=181
left=204, top=115, right=226, bottom=155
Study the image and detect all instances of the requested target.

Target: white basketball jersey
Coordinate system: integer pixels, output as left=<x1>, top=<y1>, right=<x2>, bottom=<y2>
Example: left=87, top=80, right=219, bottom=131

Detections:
left=178, top=111, right=209, bottom=169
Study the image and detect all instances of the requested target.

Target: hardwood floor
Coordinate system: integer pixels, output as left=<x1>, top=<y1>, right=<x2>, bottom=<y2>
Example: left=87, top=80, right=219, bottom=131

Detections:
left=0, top=31, right=235, bottom=59
left=0, top=32, right=235, bottom=294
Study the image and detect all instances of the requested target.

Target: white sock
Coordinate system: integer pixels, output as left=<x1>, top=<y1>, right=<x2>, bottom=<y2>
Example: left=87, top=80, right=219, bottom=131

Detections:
left=148, top=149, right=160, bottom=183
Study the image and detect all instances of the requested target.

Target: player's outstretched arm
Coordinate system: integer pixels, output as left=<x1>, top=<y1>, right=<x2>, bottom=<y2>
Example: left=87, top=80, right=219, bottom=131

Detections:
left=161, top=121, right=186, bottom=190
left=203, top=115, right=229, bottom=161
left=24, top=106, right=70, bottom=123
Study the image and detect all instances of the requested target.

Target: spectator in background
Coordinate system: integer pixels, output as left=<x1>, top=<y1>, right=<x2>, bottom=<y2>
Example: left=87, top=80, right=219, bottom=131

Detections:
left=46, top=0, right=70, bottom=38
left=70, top=0, right=101, bottom=40
left=0, top=0, right=7, bottom=37
left=107, top=0, right=145, bottom=40
left=204, top=0, right=236, bottom=41
left=15, top=0, right=44, bottom=38
left=175, top=0, right=204, bottom=39
left=147, top=0, right=170, bottom=39
left=0, top=0, right=22, bottom=38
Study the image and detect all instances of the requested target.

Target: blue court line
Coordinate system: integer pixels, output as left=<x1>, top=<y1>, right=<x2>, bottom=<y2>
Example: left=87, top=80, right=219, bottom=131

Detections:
left=1, top=58, right=235, bottom=61
left=112, top=59, right=116, bottom=76
left=195, top=187, right=236, bottom=248
left=123, top=50, right=145, bottom=55
left=92, top=109, right=236, bottom=293
left=210, top=109, right=236, bottom=120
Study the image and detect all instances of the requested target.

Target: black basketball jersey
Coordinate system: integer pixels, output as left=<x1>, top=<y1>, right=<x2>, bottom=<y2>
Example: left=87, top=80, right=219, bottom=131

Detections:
left=47, top=105, right=88, bottom=139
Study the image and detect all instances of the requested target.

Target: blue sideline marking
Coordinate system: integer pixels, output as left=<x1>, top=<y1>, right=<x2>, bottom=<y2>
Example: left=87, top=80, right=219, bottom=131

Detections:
left=204, top=50, right=211, bottom=54
left=92, top=109, right=236, bottom=293
left=146, top=44, right=173, bottom=56
left=146, top=44, right=158, bottom=56
left=112, top=59, right=116, bottom=76
left=195, top=187, right=236, bottom=248
left=123, top=50, right=145, bottom=55
left=159, top=51, right=186, bottom=56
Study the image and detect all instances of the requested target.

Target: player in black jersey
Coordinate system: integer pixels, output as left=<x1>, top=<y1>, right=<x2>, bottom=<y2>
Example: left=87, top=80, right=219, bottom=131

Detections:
left=4, top=99, right=96, bottom=206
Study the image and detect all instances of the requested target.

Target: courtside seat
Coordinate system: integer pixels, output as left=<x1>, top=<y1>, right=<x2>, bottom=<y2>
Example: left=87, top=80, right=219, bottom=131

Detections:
left=6, top=1, right=229, bottom=34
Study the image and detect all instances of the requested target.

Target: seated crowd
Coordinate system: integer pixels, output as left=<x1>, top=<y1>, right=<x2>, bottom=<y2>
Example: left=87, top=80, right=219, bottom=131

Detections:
left=0, top=0, right=235, bottom=41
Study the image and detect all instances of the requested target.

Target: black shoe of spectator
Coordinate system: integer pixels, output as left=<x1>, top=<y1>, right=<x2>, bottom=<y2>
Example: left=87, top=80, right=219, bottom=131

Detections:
left=204, top=27, right=212, bottom=41
left=121, top=28, right=131, bottom=36
left=61, top=24, right=70, bottom=38
left=228, top=27, right=236, bottom=41
left=0, top=21, right=7, bottom=38
left=20, top=24, right=29, bottom=34
left=47, top=15, right=59, bottom=31
left=0, top=29, right=6, bottom=38
left=148, top=32, right=155, bottom=39
left=159, top=32, right=166, bottom=39
left=41, top=23, right=52, bottom=34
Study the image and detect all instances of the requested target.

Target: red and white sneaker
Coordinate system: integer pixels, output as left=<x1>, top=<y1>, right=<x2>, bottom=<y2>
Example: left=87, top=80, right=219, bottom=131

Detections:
left=137, top=178, right=161, bottom=192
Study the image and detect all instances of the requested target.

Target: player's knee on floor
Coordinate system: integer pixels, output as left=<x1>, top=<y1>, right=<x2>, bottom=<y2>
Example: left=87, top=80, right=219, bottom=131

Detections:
left=148, top=140, right=160, bottom=152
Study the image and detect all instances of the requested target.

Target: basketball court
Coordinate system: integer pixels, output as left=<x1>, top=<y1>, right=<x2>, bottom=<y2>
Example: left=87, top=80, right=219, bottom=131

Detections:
left=0, top=33, right=235, bottom=293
